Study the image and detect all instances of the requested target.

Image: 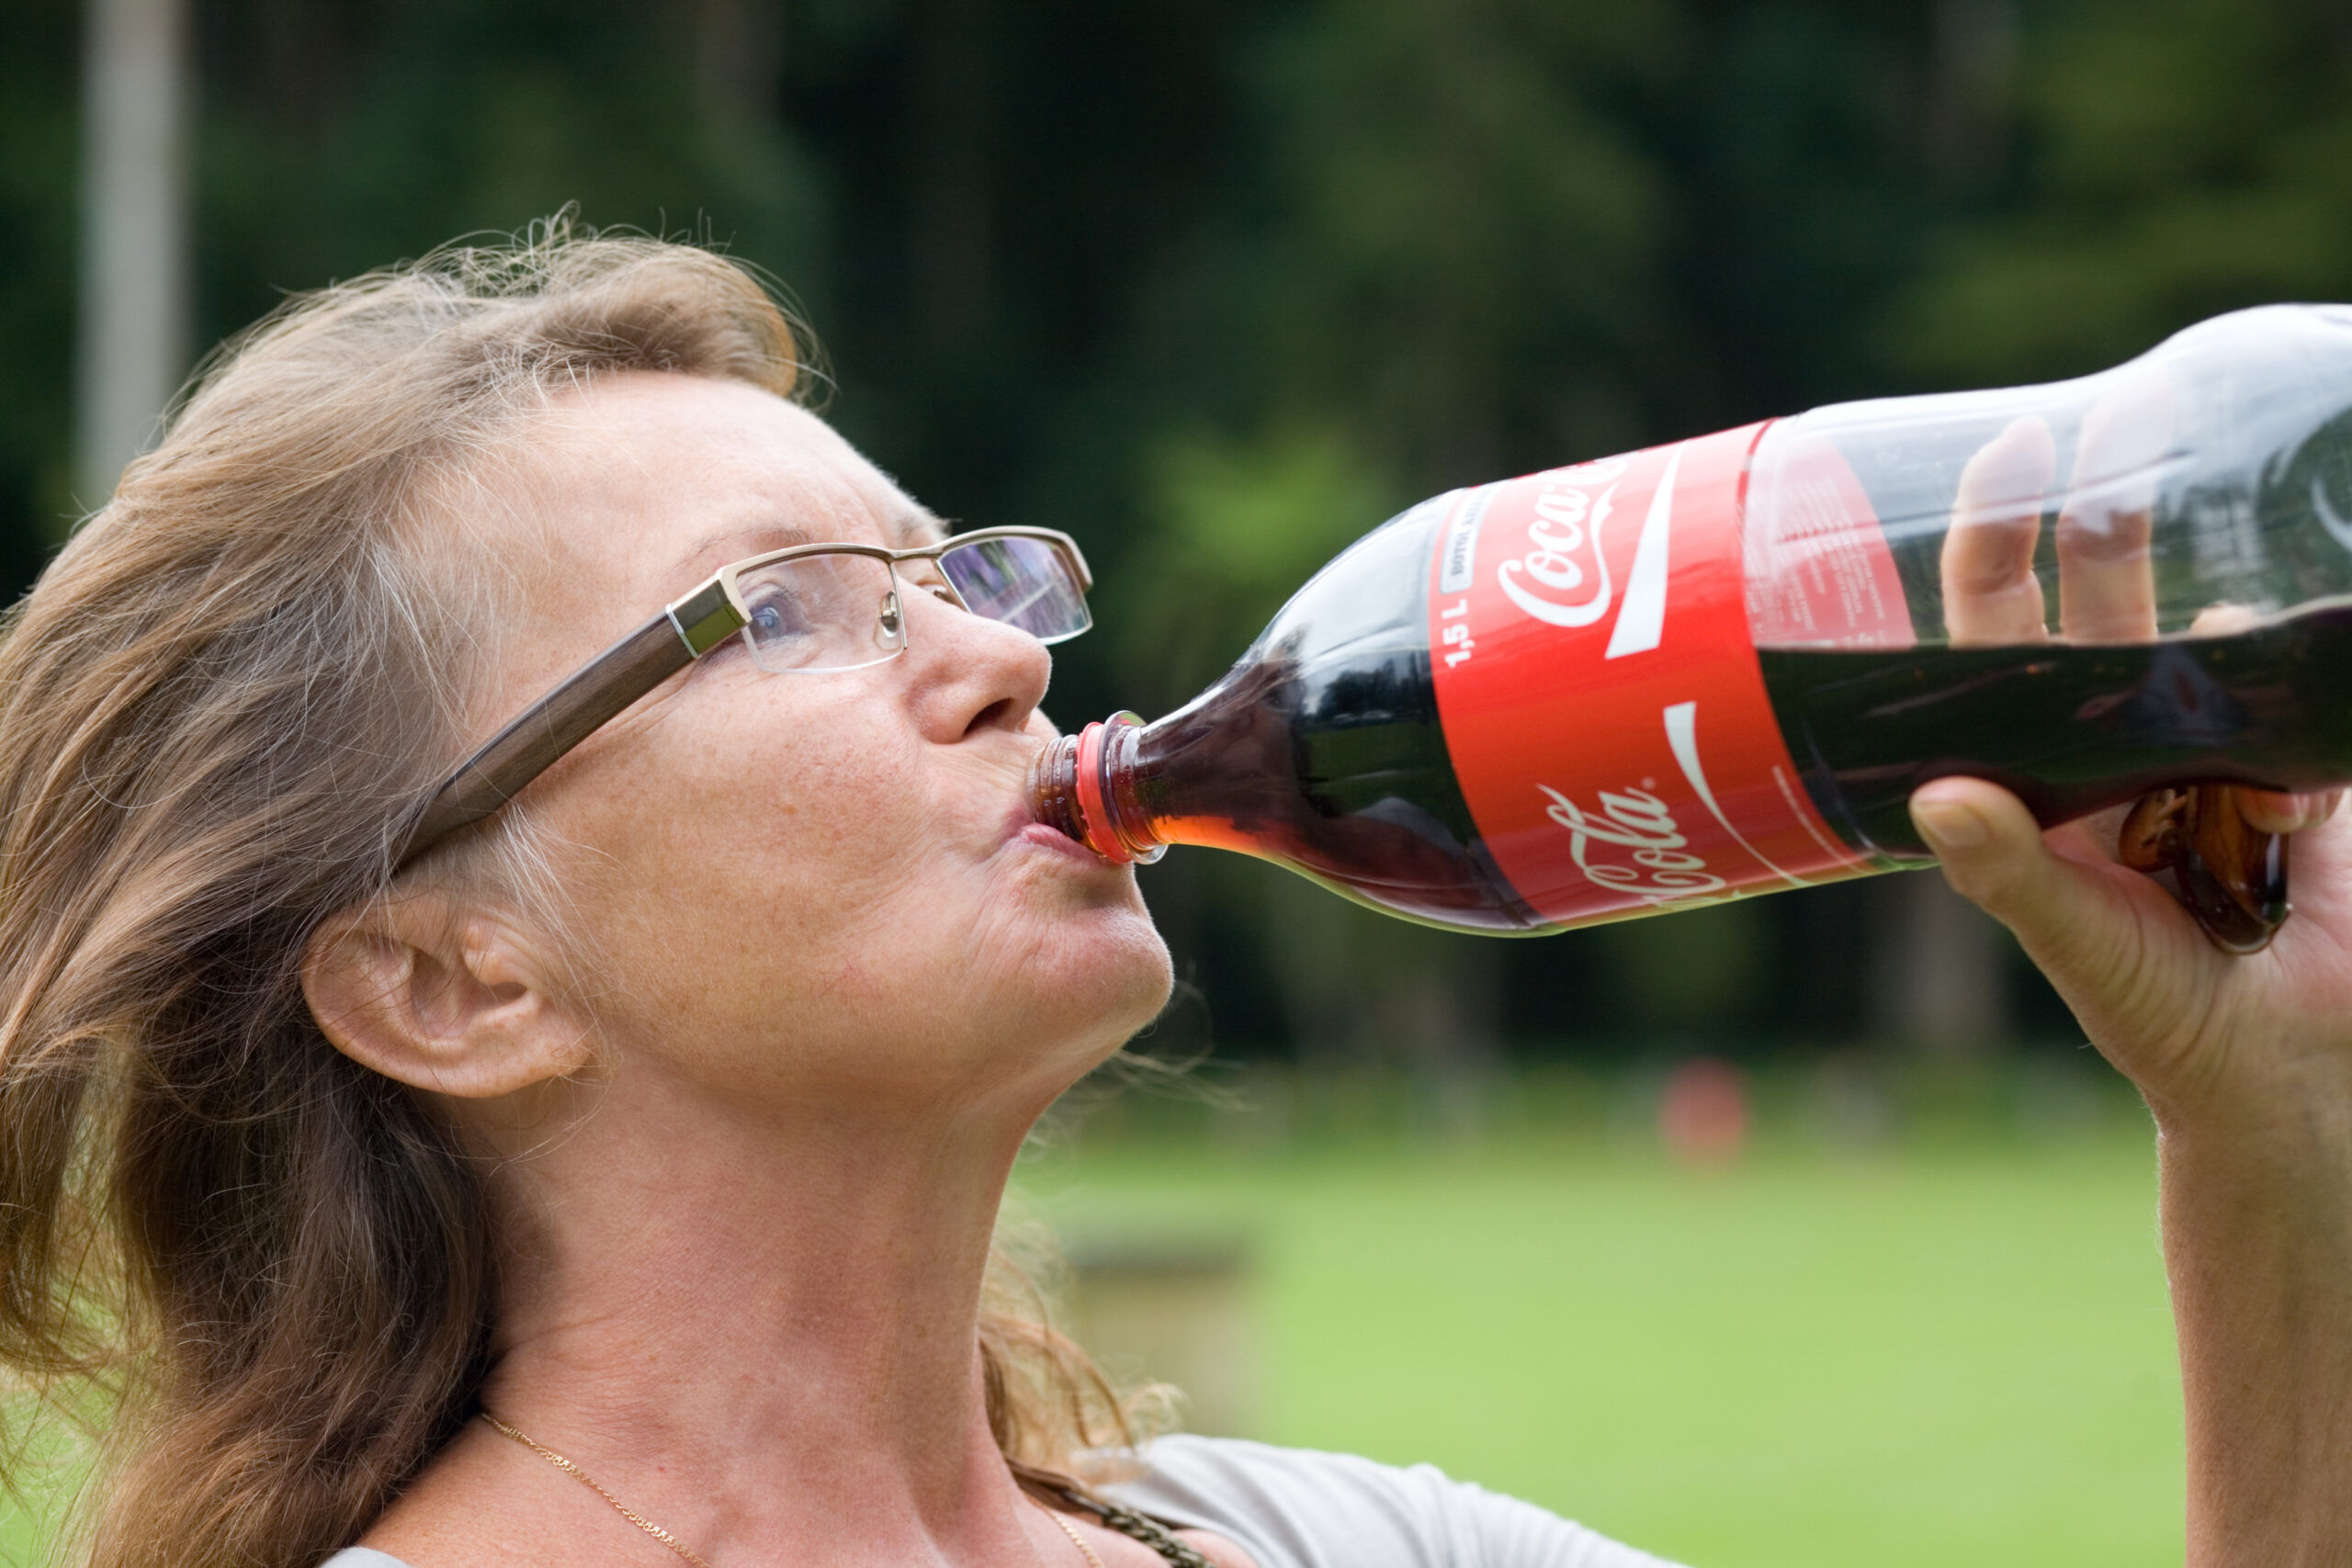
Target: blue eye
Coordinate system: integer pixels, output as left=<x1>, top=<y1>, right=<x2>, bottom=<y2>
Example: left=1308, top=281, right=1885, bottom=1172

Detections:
left=748, top=592, right=813, bottom=640
left=729, top=554, right=905, bottom=674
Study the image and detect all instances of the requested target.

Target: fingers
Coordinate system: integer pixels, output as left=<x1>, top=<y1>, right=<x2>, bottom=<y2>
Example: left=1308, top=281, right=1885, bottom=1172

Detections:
left=1942, top=376, right=2179, bottom=647
left=1911, top=776, right=2075, bottom=926
left=2188, top=615, right=2330, bottom=837
left=1908, top=775, right=2139, bottom=981
left=2057, top=374, right=2175, bottom=643
left=1941, top=416, right=2056, bottom=646
left=2240, top=787, right=2343, bottom=837
left=2055, top=506, right=2155, bottom=641
left=2188, top=603, right=2261, bottom=637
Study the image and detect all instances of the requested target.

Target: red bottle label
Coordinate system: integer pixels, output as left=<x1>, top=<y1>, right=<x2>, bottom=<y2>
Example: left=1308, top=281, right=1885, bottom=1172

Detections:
left=1426, top=422, right=1885, bottom=926
left=1741, top=430, right=1917, bottom=649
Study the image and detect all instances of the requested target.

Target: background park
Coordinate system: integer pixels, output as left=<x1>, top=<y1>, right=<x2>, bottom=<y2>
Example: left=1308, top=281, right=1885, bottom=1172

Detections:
left=7, top=0, right=2352, bottom=1561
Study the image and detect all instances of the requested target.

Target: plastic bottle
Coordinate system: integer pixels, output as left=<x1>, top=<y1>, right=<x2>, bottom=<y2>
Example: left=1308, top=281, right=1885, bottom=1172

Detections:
left=1033, top=304, right=2352, bottom=952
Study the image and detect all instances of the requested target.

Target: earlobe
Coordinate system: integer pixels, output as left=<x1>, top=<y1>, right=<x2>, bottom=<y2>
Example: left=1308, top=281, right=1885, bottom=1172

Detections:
left=302, top=893, right=589, bottom=1099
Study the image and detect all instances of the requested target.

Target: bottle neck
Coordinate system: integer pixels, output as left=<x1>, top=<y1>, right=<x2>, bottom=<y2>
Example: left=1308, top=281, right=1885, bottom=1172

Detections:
left=1028, top=714, right=1167, bottom=864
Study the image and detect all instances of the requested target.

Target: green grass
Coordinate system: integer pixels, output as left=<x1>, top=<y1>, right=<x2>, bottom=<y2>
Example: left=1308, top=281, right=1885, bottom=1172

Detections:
left=0, top=1417, right=80, bottom=1567
left=1018, top=1120, right=2183, bottom=1568
left=0, top=1496, right=46, bottom=1566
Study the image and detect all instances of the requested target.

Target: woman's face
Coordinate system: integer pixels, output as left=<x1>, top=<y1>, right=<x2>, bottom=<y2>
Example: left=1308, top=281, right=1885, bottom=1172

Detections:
left=469, top=372, right=1170, bottom=1120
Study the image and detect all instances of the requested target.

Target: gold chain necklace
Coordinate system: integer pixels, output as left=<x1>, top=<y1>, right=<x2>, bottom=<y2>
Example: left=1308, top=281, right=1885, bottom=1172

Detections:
left=482, top=1414, right=717, bottom=1568
left=1039, top=1506, right=1108, bottom=1568
left=481, top=1412, right=1105, bottom=1568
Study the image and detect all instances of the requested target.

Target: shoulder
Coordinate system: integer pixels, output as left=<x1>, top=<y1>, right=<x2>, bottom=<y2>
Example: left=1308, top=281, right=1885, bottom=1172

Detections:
left=320, top=1552, right=415, bottom=1568
left=1102, top=1435, right=1687, bottom=1568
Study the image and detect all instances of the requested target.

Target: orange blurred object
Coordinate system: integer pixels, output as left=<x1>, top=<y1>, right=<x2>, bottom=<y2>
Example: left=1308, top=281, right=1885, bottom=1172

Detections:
left=1659, top=1057, right=1748, bottom=1167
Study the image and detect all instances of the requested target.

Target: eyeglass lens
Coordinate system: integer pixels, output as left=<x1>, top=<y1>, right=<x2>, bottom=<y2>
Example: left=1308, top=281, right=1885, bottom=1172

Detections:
left=736, top=554, right=907, bottom=674
left=938, top=536, right=1091, bottom=643
left=733, top=536, right=1090, bottom=674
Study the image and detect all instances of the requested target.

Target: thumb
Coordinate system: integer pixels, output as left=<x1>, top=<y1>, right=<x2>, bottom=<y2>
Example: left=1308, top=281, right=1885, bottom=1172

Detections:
left=1906, top=776, right=2140, bottom=985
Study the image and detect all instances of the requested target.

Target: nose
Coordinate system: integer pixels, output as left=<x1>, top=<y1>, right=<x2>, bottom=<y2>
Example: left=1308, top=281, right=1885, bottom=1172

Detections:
left=898, top=581, right=1054, bottom=742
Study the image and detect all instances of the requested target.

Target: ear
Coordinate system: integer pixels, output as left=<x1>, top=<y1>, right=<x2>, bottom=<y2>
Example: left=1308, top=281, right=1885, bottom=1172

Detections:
left=302, top=891, right=592, bottom=1098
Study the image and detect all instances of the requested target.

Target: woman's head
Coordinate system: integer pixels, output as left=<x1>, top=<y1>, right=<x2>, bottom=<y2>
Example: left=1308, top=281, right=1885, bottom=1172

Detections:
left=309, top=370, right=1168, bottom=1132
left=0, top=228, right=1168, bottom=1568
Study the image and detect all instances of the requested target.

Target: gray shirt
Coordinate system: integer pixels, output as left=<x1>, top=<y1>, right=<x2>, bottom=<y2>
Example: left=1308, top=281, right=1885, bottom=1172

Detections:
left=320, top=1434, right=1684, bottom=1568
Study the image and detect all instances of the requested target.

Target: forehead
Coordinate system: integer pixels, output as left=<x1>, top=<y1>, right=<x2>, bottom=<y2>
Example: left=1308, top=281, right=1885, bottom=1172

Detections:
left=463, top=372, right=941, bottom=698
left=514, top=373, right=939, bottom=585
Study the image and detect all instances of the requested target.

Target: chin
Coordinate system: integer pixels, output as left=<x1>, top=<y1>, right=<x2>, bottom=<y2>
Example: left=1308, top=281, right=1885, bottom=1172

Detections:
left=986, top=902, right=1173, bottom=1056
left=1109, top=930, right=1179, bottom=1039
left=1063, top=906, right=1175, bottom=1037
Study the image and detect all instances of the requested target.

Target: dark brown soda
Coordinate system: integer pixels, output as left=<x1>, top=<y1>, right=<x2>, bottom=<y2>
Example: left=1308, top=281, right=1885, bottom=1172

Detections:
left=1759, top=601, right=2352, bottom=858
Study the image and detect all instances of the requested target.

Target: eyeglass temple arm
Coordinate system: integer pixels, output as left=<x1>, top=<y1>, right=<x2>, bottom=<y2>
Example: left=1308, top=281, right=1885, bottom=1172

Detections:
left=397, top=582, right=741, bottom=867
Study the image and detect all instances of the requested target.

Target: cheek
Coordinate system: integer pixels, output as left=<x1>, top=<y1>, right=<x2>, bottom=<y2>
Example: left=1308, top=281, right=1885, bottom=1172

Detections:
left=555, top=682, right=1170, bottom=1077
left=681, top=734, right=939, bottom=969
left=560, top=698, right=937, bottom=1030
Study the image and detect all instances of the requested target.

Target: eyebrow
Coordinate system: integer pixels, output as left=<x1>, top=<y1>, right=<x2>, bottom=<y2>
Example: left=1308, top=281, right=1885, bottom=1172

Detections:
left=673, top=506, right=947, bottom=579
left=673, top=522, right=816, bottom=578
left=892, top=508, right=949, bottom=547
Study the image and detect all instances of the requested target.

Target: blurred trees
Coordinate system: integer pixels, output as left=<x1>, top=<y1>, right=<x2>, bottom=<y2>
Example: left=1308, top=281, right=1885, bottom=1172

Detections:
left=0, top=0, right=81, bottom=584
left=8, top=0, right=2351, bottom=1062
left=190, top=0, right=826, bottom=356
left=1891, top=0, right=2352, bottom=382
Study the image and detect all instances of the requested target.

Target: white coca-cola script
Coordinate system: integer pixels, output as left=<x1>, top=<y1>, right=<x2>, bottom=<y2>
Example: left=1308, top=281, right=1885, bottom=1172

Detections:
left=1495, top=456, right=1627, bottom=627
left=1533, top=781, right=1728, bottom=904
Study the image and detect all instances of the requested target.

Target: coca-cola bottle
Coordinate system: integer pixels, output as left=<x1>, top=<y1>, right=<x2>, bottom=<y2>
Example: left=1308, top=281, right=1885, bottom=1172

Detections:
left=1032, top=305, right=2352, bottom=952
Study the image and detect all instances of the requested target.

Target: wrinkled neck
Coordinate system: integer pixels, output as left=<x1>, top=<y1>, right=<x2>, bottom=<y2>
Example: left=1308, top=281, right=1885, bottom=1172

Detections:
left=464, top=1067, right=1046, bottom=1557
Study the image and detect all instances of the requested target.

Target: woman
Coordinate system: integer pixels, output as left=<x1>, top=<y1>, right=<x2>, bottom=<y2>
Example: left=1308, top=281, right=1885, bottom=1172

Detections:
left=0, top=232, right=2341, bottom=1568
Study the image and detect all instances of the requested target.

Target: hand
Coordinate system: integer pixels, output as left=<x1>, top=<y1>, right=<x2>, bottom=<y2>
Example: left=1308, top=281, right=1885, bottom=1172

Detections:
left=1910, top=392, right=2352, bottom=1564
left=1916, top=392, right=2349, bottom=1114
left=1908, top=773, right=2345, bottom=1122
left=1936, top=386, right=2280, bottom=946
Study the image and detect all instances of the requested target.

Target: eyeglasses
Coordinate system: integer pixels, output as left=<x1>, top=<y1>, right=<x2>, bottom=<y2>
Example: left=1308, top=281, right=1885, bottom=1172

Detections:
left=397, top=525, right=1093, bottom=867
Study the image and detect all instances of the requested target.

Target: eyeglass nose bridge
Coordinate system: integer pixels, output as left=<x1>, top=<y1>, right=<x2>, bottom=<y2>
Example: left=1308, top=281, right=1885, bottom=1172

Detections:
left=876, top=550, right=982, bottom=652
left=876, top=582, right=908, bottom=650
left=899, top=547, right=975, bottom=618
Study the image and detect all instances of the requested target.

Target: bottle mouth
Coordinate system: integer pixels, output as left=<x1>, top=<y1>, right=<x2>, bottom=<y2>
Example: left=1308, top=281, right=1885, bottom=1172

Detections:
left=1028, top=733, right=1087, bottom=845
left=1026, top=713, right=1166, bottom=865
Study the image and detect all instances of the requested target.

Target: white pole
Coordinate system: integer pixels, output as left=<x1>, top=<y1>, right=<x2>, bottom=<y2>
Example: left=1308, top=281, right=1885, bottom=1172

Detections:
left=75, top=0, right=190, bottom=512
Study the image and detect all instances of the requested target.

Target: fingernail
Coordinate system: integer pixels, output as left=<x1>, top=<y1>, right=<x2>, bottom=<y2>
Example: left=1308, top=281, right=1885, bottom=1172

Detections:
left=1911, top=798, right=1989, bottom=852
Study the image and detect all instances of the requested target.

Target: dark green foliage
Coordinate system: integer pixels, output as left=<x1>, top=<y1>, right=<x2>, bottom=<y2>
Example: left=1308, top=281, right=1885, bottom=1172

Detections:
left=1889, top=0, right=2352, bottom=380
left=0, top=0, right=81, bottom=562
